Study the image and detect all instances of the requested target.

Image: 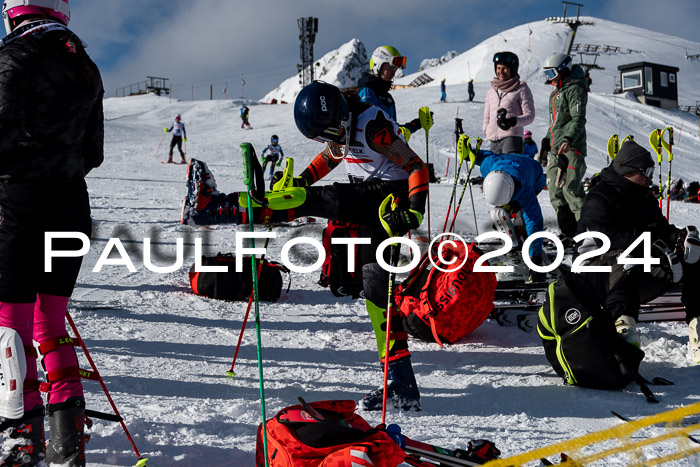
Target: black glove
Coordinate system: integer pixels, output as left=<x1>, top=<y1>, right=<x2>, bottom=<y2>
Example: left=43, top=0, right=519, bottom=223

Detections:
left=461, top=439, right=501, bottom=462
left=536, top=137, right=550, bottom=167
left=269, top=171, right=309, bottom=190
left=407, top=118, right=422, bottom=134
left=496, top=108, right=516, bottom=131
left=381, top=209, right=422, bottom=236
left=555, top=153, right=569, bottom=189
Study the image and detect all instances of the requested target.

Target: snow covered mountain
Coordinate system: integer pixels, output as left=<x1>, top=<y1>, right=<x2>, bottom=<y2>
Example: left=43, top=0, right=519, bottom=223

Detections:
left=417, top=50, right=458, bottom=72
left=31, top=16, right=700, bottom=466
left=261, top=38, right=368, bottom=103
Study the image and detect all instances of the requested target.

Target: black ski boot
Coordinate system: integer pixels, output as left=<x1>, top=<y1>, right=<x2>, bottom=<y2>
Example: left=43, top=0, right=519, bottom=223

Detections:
left=0, top=406, right=45, bottom=466
left=45, top=397, right=86, bottom=467
left=359, top=356, right=421, bottom=411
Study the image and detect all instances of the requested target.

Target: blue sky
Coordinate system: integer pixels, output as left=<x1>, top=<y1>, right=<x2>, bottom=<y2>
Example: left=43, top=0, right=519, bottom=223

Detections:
left=58, top=0, right=700, bottom=101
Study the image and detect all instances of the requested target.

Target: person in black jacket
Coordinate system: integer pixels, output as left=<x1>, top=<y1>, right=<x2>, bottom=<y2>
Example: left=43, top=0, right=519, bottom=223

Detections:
left=576, top=141, right=700, bottom=362
left=0, top=1, right=103, bottom=464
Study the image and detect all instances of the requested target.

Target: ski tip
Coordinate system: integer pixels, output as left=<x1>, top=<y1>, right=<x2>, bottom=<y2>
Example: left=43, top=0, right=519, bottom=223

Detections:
left=134, top=458, right=149, bottom=466
left=225, top=370, right=236, bottom=378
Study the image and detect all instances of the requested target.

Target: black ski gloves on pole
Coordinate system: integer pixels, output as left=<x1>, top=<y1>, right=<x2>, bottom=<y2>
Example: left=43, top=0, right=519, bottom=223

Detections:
left=381, top=209, right=423, bottom=237
left=496, top=108, right=517, bottom=131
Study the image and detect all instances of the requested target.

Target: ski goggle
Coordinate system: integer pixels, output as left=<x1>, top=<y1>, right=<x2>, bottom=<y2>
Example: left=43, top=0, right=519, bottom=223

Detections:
left=638, top=166, right=654, bottom=178
left=312, top=127, right=342, bottom=144
left=543, top=68, right=559, bottom=80
left=390, top=55, right=407, bottom=69
left=312, top=115, right=351, bottom=145
left=271, top=138, right=278, bottom=144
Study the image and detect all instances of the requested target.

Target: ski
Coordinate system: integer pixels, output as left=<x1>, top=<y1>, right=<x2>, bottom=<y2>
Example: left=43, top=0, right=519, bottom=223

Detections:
left=272, top=216, right=318, bottom=228
left=611, top=411, right=700, bottom=445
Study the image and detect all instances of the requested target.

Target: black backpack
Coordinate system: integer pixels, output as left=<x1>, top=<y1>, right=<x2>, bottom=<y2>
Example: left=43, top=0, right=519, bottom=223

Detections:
left=189, top=253, right=288, bottom=302
left=537, top=272, right=670, bottom=402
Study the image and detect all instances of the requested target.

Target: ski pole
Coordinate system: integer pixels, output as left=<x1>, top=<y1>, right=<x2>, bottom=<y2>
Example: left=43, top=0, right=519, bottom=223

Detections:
left=450, top=118, right=464, bottom=220
left=227, top=158, right=295, bottom=377
left=378, top=194, right=401, bottom=425
left=448, top=137, right=480, bottom=234
left=65, top=312, right=147, bottom=466
left=154, top=131, right=166, bottom=158
left=419, top=107, right=433, bottom=239
left=442, top=134, right=468, bottom=233
left=606, top=134, right=618, bottom=164
left=649, top=128, right=663, bottom=210
left=661, top=126, right=674, bottom=220
left=226, top=228, right=273, bottom=377
left=240, top=142, right=270, bottom=466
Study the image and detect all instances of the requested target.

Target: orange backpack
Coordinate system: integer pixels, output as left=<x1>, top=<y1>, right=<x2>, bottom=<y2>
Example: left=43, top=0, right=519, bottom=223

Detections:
left=255, top=399, right=405, bottom=467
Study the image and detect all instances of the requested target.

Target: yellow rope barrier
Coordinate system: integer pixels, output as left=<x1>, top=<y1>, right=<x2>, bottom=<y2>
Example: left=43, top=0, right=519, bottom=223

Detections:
left=484, top=401, right=700, bottom=466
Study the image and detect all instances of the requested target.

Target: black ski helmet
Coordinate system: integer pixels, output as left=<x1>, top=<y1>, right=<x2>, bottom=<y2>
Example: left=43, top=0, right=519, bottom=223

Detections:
left=493, top=51, right=519, bottom=75
left=271, top=134, right=279, bottom=143
left=294, top=82, right=349, bottom=142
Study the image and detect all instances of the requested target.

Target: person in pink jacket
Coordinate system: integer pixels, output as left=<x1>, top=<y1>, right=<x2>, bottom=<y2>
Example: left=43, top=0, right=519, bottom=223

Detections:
left=482, top=51, right=535, bottom=154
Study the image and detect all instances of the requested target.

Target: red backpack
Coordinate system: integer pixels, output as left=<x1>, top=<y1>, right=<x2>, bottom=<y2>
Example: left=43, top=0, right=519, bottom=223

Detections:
left=255, top=399, right=405, bottom=467
left=394, top=242, right=496, bottom=345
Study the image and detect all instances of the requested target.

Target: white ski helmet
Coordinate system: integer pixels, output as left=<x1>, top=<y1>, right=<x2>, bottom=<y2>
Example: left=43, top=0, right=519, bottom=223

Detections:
left=483, top=170, right=515, bottom=206
left=369, top=45, right=406, bottom=76
left=542, top=53, right=573, bottom=81
left=2, top=0, right=69, bottom=33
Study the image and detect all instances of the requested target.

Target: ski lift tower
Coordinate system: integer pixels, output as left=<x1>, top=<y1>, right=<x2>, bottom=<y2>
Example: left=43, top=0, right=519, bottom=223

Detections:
left=546, top=1, right=594, bottom=56
left=297, top=17, right=318, bottom=88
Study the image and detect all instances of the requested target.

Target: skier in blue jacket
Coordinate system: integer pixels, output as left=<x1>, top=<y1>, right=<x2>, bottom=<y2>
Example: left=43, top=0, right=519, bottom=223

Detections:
left=476, top=150, right=546, bottom=281
left=358, top=45, right=424, bottom=140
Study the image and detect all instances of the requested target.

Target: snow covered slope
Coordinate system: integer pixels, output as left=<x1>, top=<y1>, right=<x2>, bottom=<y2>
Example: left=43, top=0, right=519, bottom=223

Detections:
left=32, top=16, right=700, bottom=467
left=261, top=38, right=368, bottom=104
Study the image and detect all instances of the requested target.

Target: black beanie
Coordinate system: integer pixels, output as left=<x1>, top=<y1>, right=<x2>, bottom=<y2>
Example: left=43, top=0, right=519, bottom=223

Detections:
left=613, top=141, right=655, bottom=176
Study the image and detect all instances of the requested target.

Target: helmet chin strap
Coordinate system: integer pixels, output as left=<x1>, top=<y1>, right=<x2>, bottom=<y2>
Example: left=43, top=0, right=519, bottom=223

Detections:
left=341, top=112, right=352, bottom=159
left=326, top=111, right=352, bottom=161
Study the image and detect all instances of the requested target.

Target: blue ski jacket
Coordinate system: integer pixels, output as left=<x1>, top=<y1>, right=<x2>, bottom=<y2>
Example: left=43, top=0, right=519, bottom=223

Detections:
left=476, top=151, right=546, bottom=258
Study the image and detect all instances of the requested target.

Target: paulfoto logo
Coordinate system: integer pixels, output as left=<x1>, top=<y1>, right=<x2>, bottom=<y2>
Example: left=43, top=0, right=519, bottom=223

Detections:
left=43, top=230, right=662, bottom=275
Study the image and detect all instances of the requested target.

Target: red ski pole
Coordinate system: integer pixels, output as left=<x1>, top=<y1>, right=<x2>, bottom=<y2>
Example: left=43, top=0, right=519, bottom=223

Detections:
left=65, top=312, right=146, bottom=465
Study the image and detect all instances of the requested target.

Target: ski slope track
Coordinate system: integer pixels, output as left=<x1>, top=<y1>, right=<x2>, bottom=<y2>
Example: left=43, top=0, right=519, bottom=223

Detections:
left=27, top=16, right=700, bottom=466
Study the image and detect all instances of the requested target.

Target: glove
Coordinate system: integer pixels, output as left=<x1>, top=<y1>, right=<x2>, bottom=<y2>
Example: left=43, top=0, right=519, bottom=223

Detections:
left=270, top=172, right=309, bottom=188
left=654, top=239, right=683, bottom=283
left=276, top=161, right=282, bottom=167
left=555, top=153, right=569, bottom=189
left=464, top=439, right=501, bottom=463
left=164, top=127, right=169, bottom=133
left=537, top=137, right=551, bottom=167
left=381, top=209, right=423, bottom=236
left=682, top=226, right=700, bottom=264
left=184, top=138, right=187, bottom=142
left=496, top=108, right=516, bottom=131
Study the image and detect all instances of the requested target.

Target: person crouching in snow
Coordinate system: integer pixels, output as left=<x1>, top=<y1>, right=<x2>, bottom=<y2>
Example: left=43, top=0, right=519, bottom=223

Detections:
left=576, top=141, right=700, bottom=361
left=475, top=150, right=546, bottom=283
left=165, top=113, right=187, bottom=163
left=181, top=82, right=429, bottom=411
